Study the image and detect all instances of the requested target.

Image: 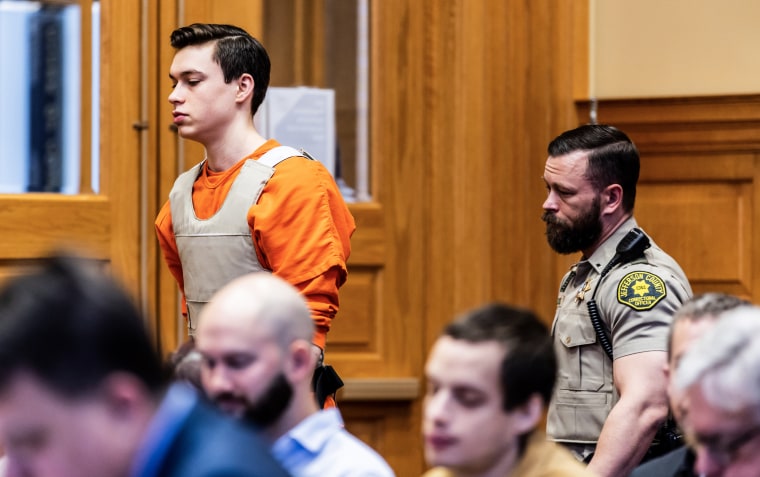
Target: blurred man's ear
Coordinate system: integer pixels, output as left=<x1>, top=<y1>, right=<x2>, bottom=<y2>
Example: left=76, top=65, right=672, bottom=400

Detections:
left=287, top=340, right=315, bottom=380
left=100, top=373, right=152, bottom=420
left=511, top=394, right=544, bottom=435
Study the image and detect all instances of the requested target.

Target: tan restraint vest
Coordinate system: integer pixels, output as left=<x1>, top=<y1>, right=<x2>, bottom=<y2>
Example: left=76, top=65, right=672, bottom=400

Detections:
left=169, top=146, right=305, bottom=333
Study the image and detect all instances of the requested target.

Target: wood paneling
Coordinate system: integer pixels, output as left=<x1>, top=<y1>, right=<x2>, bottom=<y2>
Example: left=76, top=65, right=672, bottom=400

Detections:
left=336, top=1, right=588, bottom=474
left=0, top=196, right=110, bottom=259
left=578, top=95, right=760, bottom=301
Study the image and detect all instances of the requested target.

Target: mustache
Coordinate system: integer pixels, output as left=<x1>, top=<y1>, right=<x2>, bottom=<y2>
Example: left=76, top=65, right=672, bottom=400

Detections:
left=541, top=211, right=562, bottom=225
left=211, top=392, right=247, bottom=406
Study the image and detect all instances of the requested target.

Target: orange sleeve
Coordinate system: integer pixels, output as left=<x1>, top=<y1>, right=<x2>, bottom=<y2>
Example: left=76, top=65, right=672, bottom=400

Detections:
left=155, top=200, right=188, bottom=315
left=250, top=156, right=356, bottom=349
left=293, top=268, right=345, bottom=349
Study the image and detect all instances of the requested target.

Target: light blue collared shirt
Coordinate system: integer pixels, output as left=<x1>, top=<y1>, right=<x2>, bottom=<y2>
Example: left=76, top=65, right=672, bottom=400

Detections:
left=271, top=408, right=395, bottom=477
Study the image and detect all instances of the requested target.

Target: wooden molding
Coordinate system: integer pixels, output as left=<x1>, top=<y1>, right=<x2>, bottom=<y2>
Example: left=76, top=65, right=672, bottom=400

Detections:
left=577, top=95, right=760, bottom=153
left=337, top=377, right=420, bottom=401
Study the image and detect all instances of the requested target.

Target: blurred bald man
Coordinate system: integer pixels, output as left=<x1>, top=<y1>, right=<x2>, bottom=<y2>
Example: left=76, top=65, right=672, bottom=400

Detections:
left=195, top=272, right=394, bottom=477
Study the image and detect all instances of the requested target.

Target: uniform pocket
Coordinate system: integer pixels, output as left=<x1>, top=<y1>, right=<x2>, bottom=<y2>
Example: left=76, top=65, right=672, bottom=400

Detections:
left=554, top=310, right=605, bottom=392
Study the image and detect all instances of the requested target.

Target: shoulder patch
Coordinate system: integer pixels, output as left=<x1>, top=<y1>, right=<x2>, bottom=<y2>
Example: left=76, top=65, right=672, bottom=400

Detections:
left=617, top=271, right=667, bottom=311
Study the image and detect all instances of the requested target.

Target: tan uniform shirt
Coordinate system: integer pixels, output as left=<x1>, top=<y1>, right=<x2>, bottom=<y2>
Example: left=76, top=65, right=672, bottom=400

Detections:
left=422, top=432, right=598, bottom=477
left=546, top=218, right=692, bottom=445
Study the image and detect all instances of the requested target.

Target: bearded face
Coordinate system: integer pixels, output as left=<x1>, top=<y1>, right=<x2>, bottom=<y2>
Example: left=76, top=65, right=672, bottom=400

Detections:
left=241, top=372, right=294, bottom=428
left=542, top=194, right=602, bottom=255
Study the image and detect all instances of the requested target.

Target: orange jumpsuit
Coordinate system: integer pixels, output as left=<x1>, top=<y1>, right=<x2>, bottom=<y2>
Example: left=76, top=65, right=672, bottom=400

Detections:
left=155, top=139, right=355, bottom=349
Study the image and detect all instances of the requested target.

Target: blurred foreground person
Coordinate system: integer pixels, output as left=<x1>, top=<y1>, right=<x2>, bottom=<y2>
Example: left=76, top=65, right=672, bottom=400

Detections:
left=676, top=307, right=760, bottom=477
left=0, top=254, right=289, bottom=477
left=630, top=293, right=749, bottom=477
left=195, top=272, right=394, bottom=477
left=422, top=303, right=597, bottom=477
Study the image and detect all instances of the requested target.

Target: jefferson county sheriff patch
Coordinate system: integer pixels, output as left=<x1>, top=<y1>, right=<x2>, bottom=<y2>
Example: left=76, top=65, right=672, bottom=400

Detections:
left=617, top=271, right=667, bottom=311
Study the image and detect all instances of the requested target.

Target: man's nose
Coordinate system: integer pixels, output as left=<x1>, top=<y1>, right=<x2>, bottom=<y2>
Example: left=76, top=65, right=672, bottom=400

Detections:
left=204, top=366, right=235, bottom=393
left=424, top=392, right=451, bottom=426
left=543, top=191, right=559, bottom=211
left=168, top=86, right=183, bottom=104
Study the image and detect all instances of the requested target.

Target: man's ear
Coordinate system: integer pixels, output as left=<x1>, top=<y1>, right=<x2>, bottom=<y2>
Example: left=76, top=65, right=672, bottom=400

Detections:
left=286, top=340, right=315, bottom=380
left=235, top=73, right=255, bottom=104
left=510, top=394, right=544, bottom=435
left=601, top=183, right=624, bottom=215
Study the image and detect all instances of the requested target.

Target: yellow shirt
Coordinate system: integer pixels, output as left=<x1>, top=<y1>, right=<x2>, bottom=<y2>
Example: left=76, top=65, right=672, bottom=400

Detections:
left=422, top=432, right=598, bottom=477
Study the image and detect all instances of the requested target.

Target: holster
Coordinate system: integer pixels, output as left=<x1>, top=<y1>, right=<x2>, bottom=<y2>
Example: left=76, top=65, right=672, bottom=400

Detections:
left=311, top=364, right=344, bottom=408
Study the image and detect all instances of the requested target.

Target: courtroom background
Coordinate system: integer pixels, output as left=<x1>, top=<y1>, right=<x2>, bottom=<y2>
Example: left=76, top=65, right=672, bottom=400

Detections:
left=1, top=1, right=758, bottom=475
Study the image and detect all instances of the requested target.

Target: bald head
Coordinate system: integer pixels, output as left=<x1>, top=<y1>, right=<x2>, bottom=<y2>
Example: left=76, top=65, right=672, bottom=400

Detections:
left=197, top=273, right=313, bottom=349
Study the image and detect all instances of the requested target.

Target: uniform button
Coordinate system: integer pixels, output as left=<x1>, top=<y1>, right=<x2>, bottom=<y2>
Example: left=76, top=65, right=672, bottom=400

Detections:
left=565, top=336, right=572, bottom=344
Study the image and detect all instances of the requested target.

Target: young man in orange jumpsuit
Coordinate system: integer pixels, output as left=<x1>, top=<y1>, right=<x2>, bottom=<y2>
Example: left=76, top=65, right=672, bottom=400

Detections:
left=155, top=24, right=355, bottom=401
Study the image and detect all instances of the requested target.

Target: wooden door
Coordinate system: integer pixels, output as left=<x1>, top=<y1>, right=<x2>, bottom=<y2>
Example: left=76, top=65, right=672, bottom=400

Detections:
left=0, top=1, right=141, bottom=299
left=577, top=96, right=760, bottom=301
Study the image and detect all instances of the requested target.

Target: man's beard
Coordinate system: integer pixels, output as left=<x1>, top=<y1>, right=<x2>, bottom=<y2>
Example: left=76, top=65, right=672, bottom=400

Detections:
left=542, top=196, right=602, bottom=255
left=242, top=373, right=294, bottom=428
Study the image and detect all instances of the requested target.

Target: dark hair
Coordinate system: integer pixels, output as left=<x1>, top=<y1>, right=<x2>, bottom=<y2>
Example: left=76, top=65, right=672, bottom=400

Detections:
left=548, top=124, right=640, bottom=212
left=0, top=254, right=166, bottom=398
left=443, top=303, right=556, bottom=411
left=165, top=340, right=203, bottom=391
left=170, top=23, right=271, bottom=116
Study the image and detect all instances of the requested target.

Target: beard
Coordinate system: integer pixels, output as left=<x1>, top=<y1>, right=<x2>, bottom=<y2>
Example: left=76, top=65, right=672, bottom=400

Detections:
left=542, top=196, right=602, bottom=255
left=241, top=372, right=294, bottom=428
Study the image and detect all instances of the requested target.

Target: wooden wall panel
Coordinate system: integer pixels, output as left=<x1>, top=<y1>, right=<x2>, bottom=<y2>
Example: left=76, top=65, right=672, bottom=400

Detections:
left=578, top=95, right=760, bottom=302
left=637, top=183, right=752, bottom=293
left=353, top=1, right=588, bottom=474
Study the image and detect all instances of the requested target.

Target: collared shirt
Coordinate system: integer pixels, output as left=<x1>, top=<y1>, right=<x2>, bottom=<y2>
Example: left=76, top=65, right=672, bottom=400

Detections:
left=129, top=383, right=197, bottom=477
left=271, top=408, right=395, bottom=477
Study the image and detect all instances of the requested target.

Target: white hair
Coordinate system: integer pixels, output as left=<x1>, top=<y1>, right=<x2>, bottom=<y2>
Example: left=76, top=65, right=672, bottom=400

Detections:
left=675, top=305, right=760, bottom=416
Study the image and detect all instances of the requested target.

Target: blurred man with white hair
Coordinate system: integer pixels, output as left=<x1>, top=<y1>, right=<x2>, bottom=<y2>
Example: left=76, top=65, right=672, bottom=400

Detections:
left=676, top=306, right=760, bottom=477
left=630, top=293, right=749, bottom=477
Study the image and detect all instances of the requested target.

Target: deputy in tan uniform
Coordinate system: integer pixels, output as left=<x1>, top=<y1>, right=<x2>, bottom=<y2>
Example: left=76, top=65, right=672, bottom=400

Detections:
left=540, top=124, right=692, bottom=477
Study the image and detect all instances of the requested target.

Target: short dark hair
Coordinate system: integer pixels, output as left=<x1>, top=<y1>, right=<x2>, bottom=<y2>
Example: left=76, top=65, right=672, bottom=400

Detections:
left=170, top=23, right=271, bottom=116
left=0, top=254, right=166, bottom=398
left=548, top=124, right=640, bottom=212
left=443, top=303, right=556, bottom=411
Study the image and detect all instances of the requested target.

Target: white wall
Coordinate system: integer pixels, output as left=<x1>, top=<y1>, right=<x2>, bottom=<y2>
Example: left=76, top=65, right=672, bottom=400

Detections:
left=591, top=0, right=760, bottom=98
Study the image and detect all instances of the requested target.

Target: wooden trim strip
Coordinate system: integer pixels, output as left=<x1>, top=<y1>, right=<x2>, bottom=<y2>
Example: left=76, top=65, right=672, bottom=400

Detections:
left=338, top=377, right=420, bottom=402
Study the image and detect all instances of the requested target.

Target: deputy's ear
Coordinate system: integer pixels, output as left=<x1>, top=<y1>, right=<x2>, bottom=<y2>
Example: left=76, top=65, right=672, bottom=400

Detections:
left=601, top=183, right=623, bottom=215
left=510, top=393, right=544, bottom=434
